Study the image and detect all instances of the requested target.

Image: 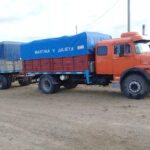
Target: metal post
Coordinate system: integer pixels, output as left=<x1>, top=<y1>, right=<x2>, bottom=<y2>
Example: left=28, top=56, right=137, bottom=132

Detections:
left=127, top=0, right=130, bottom=32
left=75, top=25, right=78, bottom=34
left=142, top=24, right=145, bottom=35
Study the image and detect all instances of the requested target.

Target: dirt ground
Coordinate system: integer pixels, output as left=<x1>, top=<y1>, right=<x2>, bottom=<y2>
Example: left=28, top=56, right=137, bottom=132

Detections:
left=0, top=83, right=150, bottom=150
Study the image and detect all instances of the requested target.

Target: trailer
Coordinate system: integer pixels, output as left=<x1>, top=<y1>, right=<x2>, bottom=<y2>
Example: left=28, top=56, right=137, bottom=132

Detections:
left=21, top=32, right=150, bottom=99
left=0, top=42, right=37, bottom=89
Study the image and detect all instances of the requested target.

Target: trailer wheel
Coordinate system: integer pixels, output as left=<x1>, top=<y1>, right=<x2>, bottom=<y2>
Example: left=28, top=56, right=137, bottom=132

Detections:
left=18, top=80, right=28, bottom=86
left=63, top=80, right=78, bottom=89
left=39, top=75, right=59, bottom=94
left=6, top=76, right=12, bottom=89
left=18, top=77, right=31, bottom=86
left=121, top=74, right=149, bottom=99
left=0, top=75, right=8, bottom=90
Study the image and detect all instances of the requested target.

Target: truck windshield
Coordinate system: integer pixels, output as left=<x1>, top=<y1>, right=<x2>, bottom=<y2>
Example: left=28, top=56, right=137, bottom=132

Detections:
left=134, top=41, right=150, bottom=54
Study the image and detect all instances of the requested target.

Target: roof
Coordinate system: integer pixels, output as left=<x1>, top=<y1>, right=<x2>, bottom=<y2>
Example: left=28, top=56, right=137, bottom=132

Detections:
left=96, top=34, right=150, bottom=46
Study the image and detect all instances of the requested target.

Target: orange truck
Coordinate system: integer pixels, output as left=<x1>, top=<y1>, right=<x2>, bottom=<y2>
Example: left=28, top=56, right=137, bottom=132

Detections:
left=95, top=32, right=150, bottom=99
left=21, top=32, right=150, bottom=99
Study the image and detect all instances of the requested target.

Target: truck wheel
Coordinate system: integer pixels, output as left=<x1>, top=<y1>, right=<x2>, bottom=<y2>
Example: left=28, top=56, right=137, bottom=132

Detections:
left=54, top=84, right=60, bottom=92
left=39, top=75, right=59, bottom=94
left=121, top=74, right=149, bottom=99
left=18, top=77, right=31, bottom=86
left=6, top=76, right=12, bottom=89
left=18, top=80, right=28, bottom=86
left=63, top=80, right=78, bottom=89
left=0, top=75, right=8, bottom=90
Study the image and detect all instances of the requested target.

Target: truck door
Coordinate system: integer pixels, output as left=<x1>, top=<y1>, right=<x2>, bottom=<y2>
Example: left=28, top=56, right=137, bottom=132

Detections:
left=112, top=43, right=136, bottom=76
left=96, top=45, right=113, bottom=74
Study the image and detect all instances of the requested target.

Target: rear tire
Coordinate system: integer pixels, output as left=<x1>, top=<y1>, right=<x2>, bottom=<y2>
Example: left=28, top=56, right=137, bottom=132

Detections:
left=0, top=75, right=8, bottom=90
left=18, top=80, right=28, bottom=86
left=121, top=74, right=149, bottom=99
left=39, top=75, right=59, bottom=94
left=6, top=76, right=12, bottom=89
left=63, top=80, right=78, bottom=89
left=18, top=77, right=31, bottom=86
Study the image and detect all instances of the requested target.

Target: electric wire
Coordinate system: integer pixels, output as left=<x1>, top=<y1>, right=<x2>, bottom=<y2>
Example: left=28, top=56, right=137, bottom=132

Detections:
left=80, top=0, right=120, bottom=29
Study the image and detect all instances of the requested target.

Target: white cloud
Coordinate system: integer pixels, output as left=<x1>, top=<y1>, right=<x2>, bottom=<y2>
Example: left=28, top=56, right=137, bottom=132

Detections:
left=0, top=0, right=149, bottom=42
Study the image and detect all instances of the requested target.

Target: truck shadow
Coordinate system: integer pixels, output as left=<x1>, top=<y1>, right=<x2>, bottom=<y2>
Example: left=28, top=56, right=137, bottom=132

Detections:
left=8, top=84, right=150, bottom=100
left=59, top=87, right=125, bottom=99
left=59, top=87, right=150, bottom=100
left=9, top=85, right=26, bottom=89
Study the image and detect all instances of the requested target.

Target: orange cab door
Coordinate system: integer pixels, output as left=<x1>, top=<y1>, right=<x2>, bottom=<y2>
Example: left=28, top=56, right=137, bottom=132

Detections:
left=96, top=45, right=113, bottom=74
left=112, top=43, right=136, bottom=76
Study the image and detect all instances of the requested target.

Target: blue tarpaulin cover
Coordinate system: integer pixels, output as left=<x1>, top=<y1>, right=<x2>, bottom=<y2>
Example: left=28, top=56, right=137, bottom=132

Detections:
left=0, top=42, right=22, bottom=60
left=21, top=32, right=112, bottom=60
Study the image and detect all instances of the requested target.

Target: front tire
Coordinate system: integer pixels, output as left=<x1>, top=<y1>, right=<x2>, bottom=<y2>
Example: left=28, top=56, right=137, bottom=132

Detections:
left=121, top=74, right=149, bottom=99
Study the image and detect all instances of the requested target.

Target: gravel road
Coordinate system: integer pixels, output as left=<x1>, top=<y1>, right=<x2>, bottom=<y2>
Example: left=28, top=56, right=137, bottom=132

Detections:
left=0, top=83, right=150, bottom=150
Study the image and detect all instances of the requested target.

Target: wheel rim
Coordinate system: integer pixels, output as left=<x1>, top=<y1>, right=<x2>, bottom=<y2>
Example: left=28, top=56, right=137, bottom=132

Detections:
left=129, top=81, right=141, bottom=93
left=43, top=79, right=51, bottom=91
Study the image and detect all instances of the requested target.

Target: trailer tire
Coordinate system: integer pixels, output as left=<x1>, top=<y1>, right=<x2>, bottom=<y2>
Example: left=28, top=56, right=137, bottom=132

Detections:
left=18, top=77, right=31, bottom=86
left=6, top=76, right=12, bottom=89
left=63, top=80, right=78, bottom=89
left=0, top=75, right=8, bottom=90
left=39, top=75, right=58, bottom=94
left=18, top=80, right=28, bottom=86
left=121, top=74, right=149, bottom=99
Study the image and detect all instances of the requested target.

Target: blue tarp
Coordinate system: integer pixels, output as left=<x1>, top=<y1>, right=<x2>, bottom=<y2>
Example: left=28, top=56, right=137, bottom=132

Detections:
left=0, top=42, right=22, bottom=60
left=21, top=32, right=112, bottom=60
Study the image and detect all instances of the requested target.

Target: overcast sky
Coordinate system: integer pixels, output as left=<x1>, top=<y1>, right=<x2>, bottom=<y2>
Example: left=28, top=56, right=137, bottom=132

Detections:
left=0, top=0, right=149, bottom=42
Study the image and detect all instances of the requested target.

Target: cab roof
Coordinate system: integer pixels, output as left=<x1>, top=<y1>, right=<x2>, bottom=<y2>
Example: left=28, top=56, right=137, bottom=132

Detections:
left=96, top=32, right=150, bottom=46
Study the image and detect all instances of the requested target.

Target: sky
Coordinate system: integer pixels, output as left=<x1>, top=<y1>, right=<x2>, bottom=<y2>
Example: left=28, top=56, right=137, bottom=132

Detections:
left=0, top=0, right=149, bottom=42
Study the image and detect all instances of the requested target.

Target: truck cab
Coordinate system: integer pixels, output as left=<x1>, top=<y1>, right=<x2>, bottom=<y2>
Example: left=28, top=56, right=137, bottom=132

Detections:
left=95, top=32, right=150, bottom=99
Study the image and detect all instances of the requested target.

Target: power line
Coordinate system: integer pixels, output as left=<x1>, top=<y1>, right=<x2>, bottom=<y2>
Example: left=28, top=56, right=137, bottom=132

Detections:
left=127, top=0, right=130, bottom=32
left=80, top=0, right=120, bottom=29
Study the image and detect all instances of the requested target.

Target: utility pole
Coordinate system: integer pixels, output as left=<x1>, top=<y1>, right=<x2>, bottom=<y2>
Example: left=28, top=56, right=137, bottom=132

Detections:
left=75, top=25, right=78, bottom=34
left=127, top=0, right=130, bottom=32
left=142, top=24, right=145, bottom=35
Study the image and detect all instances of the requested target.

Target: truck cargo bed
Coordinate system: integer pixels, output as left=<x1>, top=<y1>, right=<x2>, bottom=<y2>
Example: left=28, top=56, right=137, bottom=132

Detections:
left=23, top=55, right=94, bottom=74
